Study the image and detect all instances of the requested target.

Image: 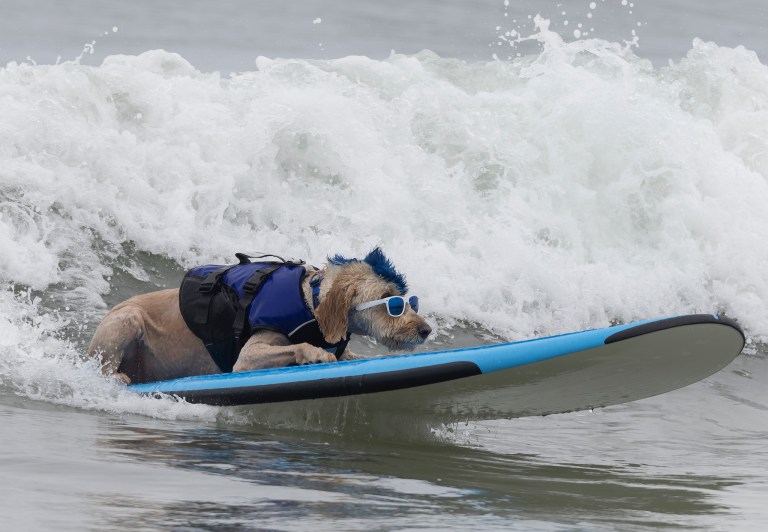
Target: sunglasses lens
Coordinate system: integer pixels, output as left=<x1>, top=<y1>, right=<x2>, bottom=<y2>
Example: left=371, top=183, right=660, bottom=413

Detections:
left=409, top=296, right=419, bottom=313
left=387, top=297, right=405, bottom=316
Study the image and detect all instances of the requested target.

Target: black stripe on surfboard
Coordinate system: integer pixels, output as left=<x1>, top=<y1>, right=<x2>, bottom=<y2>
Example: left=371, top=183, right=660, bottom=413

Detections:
left=604, top=314, right=745, bottom=345
left=168, top=361, right=482, bottom=406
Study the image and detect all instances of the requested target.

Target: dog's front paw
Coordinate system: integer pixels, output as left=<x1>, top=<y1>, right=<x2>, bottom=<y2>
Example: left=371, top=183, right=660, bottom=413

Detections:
left=338, top=350, right=370, bottom=361
left=295, top=344, right=337, bottom=365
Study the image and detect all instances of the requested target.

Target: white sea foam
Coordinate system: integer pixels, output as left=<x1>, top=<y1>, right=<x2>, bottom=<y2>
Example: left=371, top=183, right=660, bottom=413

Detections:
left=0, top=287, right=218, bottom=419
left=1, top=20, right=767, bottom=413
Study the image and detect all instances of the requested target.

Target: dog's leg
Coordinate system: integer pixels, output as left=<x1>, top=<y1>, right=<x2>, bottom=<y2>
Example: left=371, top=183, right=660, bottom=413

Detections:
left=87, top=305, right=145, bottom=384
left=233, top=330, right=337, bottom=371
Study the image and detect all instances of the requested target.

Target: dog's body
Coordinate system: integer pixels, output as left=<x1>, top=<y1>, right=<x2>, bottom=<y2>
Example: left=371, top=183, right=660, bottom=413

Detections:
left=88, top=249, right=431, bottom=384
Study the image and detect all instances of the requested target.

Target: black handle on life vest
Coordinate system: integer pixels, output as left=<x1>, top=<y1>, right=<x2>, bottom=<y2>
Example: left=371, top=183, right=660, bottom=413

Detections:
left=235, top=252, right=305, bottom=266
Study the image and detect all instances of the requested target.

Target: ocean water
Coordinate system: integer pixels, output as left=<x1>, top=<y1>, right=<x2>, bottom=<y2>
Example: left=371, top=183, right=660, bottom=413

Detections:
left=1, top=1, right=767, bottom=530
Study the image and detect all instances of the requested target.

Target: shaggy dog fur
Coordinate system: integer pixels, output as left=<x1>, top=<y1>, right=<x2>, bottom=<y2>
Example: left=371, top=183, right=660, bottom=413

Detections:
left=88, top=249, right=431, bottom=384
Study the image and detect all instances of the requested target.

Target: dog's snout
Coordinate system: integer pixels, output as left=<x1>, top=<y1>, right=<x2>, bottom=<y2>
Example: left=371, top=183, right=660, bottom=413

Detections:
left=418, top=323, right=432, bottom=340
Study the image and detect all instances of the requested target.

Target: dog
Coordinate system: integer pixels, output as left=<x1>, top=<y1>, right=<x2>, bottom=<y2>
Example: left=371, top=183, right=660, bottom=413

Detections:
left=88, top=248, right=432, bottom=384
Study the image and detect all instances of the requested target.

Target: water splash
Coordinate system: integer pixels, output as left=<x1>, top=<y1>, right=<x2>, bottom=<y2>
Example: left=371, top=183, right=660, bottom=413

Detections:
left=1, top=22, right=767, bottom=418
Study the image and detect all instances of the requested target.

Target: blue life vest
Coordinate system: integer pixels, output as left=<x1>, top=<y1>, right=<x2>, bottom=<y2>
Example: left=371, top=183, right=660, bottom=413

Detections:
left=179, top=255, right=348, bottom=373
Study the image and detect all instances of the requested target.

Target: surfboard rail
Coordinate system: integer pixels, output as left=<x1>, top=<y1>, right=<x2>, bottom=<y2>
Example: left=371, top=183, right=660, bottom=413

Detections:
left=128, top=314, right=745, bottom=419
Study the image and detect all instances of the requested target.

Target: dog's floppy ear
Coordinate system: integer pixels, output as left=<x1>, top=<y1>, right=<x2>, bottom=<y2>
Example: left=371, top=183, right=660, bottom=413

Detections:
left=314, top=271, right=356, bottom=344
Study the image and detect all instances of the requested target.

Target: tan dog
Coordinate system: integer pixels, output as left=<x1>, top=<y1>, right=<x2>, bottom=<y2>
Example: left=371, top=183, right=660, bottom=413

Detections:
left=88, top=249, right=431, bottom=384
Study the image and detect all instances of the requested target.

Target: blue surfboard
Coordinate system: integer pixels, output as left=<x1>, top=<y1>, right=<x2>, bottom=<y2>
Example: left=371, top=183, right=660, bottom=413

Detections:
left=129, top=314, right=745, bottom=420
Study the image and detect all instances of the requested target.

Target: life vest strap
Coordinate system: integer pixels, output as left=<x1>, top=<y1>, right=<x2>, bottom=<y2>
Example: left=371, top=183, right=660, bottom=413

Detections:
left=309, top=274, right=323, bottom=309
left=194, top=265, right=237, bottom=325
left=232, top=262, right=284, bottom=345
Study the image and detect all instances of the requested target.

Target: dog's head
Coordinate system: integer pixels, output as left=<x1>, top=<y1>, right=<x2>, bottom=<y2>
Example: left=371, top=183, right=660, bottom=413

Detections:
left=314, top=247, right=431, bottom=350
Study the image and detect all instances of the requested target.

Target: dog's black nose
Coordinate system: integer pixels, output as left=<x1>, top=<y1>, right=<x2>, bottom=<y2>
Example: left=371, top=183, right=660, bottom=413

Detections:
left=418, top=323, right=432, bottom=340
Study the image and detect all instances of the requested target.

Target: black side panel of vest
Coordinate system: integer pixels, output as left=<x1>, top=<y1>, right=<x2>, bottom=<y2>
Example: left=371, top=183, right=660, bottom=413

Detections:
left=179, top=271, right=241, bottom=373
left=289, top=320, right=348, bottom=358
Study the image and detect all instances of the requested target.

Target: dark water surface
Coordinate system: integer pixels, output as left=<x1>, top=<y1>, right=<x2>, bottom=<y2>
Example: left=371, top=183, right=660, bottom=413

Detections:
left=3, top=372, right=765, bottom=531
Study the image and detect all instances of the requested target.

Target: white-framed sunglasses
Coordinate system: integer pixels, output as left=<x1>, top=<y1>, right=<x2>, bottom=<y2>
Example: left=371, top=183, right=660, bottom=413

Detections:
left=354, top=295, right=419, bottom=317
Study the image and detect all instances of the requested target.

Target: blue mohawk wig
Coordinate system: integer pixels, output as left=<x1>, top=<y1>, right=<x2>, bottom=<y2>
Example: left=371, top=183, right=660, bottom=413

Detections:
left=328, top=247, right=408, bottom=294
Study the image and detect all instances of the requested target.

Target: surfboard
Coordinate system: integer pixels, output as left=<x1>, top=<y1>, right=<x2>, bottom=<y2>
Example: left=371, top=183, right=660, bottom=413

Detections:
left=128, top=314, right=745, bottom=421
